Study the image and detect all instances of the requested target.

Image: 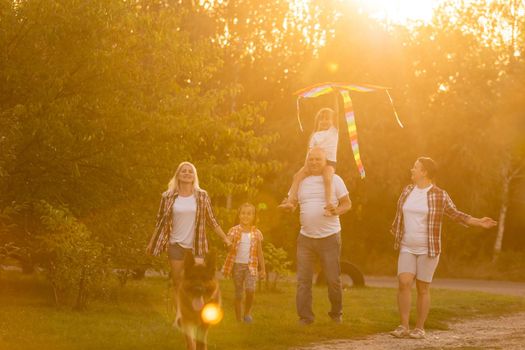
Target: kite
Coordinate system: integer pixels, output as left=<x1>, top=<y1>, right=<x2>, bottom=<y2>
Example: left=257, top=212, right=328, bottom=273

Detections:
left=294, top=82, right=403, bottom=179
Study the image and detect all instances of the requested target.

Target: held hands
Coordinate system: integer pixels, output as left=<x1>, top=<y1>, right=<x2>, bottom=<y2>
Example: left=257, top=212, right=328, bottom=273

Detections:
left=223, top=237, right=232, bottom=247
left=478, top=217, right=498, bottom=229
left=258, top=267, right=267, bottom=281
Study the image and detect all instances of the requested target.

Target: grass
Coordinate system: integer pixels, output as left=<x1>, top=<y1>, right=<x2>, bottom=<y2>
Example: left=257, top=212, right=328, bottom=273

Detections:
left=0, top=271, right=524, bottom=350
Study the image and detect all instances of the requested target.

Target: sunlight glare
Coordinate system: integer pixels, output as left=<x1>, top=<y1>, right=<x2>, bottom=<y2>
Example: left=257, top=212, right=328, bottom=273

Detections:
left=201, top=303, right=223, bottom=325
left=351, top=0, right=440, bottom=24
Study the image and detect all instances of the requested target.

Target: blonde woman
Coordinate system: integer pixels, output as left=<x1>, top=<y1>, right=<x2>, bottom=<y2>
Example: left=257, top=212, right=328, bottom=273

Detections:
left=147, top=161, right=231, bottom=291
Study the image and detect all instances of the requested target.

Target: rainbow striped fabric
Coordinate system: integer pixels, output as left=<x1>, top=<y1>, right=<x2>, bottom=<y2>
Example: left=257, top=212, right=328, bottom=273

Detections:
left=295, top=82, right=377, bottom=98
left=341, top=90, right=365, bottom=178
left=293, top=82, right=402, bottom=179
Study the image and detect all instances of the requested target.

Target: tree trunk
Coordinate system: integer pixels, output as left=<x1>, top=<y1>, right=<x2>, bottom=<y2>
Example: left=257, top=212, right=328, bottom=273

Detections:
left=493, top=178, right=510, bottom=262
left=226, top=193, right=232, bottom=210
left=52, top=282, right=60, bottom=307
left=74, top=267, right=87, bottom=311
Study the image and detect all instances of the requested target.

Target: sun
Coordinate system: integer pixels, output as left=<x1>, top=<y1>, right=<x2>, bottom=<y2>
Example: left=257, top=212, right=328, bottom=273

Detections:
left=351, top=0, right=440, bottom=25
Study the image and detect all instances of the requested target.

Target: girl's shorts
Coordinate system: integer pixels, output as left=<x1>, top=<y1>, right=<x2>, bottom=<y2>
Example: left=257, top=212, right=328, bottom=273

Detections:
left=233, top=263, right=257, bottom=299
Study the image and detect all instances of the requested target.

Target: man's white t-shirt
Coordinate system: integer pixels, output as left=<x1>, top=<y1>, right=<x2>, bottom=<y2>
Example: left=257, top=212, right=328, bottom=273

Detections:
left=298, top=175, right=349, bottom=238
left=235, top=232, right=251, bottom=264
left=400, top=185, right=433, bottom=255
left=309, top=127, right=338, bottom=162
left=169, top=194, right=197, bottom=248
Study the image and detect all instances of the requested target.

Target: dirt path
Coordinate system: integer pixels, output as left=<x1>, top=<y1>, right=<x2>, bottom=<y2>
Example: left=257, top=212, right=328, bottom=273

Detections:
left=293, top=312, right=525, bottom=350
left=293, top=277, right=525, bottom=349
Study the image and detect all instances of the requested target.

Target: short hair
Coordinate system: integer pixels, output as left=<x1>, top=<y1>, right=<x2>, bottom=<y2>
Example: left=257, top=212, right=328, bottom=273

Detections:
left=417, top=157, right=437, bottom=180
left=307, top=146, right=327, bottom=159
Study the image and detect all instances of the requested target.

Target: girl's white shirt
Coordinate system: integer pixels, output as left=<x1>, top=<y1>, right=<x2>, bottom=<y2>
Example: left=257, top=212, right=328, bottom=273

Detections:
left=309, top=126, right=338, bottom=162
left=234, top=232, right=252, bottom=264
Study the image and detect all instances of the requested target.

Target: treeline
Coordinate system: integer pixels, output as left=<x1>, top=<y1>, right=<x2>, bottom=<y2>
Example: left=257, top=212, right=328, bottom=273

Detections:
left=1, top=0, right=524, bottom=308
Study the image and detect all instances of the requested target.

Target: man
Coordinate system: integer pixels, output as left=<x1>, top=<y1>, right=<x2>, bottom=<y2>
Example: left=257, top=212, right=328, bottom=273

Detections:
left=292, top=146, right=352, bottom=325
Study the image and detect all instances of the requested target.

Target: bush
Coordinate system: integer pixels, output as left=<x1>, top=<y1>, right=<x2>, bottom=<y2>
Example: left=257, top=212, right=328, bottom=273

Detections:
left=263, top=242, right=292, bottom=291
left=0, top=203, right=27, bottom=270
left=35, top=201, right=109, bottom=310
left=495, top=251, right=525, bottom=280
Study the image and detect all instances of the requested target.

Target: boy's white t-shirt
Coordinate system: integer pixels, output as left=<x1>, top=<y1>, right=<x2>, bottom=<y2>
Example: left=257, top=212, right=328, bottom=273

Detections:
left=169, top=194, right=197, bottom=248
left=298, top=175, right=349, bottom=238
left=309, top=126, right=338, bottom=162
left=235, top=232, right=251, bottom=264
left=400, top=185, right=433, bottom=255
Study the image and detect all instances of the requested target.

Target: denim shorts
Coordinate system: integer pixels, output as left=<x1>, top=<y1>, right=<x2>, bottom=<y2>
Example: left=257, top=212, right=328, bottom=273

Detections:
left=167, top=243, right=192, bottom=261
left=233, top=263, right=257, bottom=299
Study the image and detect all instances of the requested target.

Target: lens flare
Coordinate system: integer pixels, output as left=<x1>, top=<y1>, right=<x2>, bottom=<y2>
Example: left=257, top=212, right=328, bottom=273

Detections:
left=327, top=62, right=339, bottom=73
left=201, top=303, right=223, bottom=325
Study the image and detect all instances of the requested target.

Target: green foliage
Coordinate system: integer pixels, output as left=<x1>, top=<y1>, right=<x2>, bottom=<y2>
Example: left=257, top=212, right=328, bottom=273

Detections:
left=35, top=201, right=108, bottom=310
left=494, top=251, right=525, bottom=280
left=0, top=242, right=19, bottom=270
left=0, top=0, right=278, bottom=280
left=0, top=202, right=31, bottom=270
left=263, top=242, right=292, bottom=291
left=0, top=0, right=523, bottom=284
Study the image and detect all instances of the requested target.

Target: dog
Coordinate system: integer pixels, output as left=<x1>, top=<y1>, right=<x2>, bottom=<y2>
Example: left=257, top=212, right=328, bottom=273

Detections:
left=175, top=252, right=221, bottom=350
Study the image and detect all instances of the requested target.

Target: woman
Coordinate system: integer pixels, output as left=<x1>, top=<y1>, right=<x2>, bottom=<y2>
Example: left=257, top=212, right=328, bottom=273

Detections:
left=146, top=161, right=231, bottom=292
left=390, top=157, right=496, bottom=339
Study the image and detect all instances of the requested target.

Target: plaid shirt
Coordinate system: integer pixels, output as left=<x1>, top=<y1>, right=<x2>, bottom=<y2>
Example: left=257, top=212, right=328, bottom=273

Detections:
left=391, top=184, right=471, bottom=257
left=221, top=225, right=264, bottom=278
left=146, top=189, right=220, bottom=257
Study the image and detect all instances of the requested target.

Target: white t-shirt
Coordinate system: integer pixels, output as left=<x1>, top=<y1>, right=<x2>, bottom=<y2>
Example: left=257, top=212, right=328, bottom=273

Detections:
left=400, top=185, right=433, bottom=255
left=309, top=127, right=338, bottom=162
left=169, top=194, right=197, bottom=248
left=298, top=175, right=349, bottom=238
left=235, top=232, right=251, bottom=264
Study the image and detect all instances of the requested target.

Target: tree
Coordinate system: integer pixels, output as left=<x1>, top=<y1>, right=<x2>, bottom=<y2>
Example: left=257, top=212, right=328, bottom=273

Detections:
left=0, top=0, right=277, bottom=294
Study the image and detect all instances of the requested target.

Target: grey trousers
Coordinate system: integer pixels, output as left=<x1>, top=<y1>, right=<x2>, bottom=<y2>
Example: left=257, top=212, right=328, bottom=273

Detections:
left=296, top=233, right=342, bottom=322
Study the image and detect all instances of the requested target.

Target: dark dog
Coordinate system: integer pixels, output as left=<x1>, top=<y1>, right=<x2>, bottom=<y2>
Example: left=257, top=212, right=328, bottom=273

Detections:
left=175, top=252, right=221, bottom=350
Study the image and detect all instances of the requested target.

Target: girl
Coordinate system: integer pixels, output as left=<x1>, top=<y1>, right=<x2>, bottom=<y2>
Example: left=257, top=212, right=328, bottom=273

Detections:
left=222, top=203, right=266, bottom=323
left=279, top=107, right=339, bottom=216
left=390, top=157, right=497, bottom=339
left=146, top=161, right=232, bottom=296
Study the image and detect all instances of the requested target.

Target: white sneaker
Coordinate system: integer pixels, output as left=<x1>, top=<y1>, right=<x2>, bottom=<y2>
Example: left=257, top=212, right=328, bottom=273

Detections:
left=409, top=328, right=426, bottom=339
left=390, top=325, right=409, bottom=338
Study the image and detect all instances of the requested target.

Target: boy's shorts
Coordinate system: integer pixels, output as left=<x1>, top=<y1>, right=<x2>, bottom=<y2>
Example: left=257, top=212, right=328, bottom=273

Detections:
left=233, top=263, right=257, bottom=299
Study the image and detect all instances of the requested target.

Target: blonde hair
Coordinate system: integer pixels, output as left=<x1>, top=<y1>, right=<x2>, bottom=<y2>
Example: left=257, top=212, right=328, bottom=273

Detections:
left=313, top=107, right=338, bottom=131
left=167, top=161, right=201, bottom=192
